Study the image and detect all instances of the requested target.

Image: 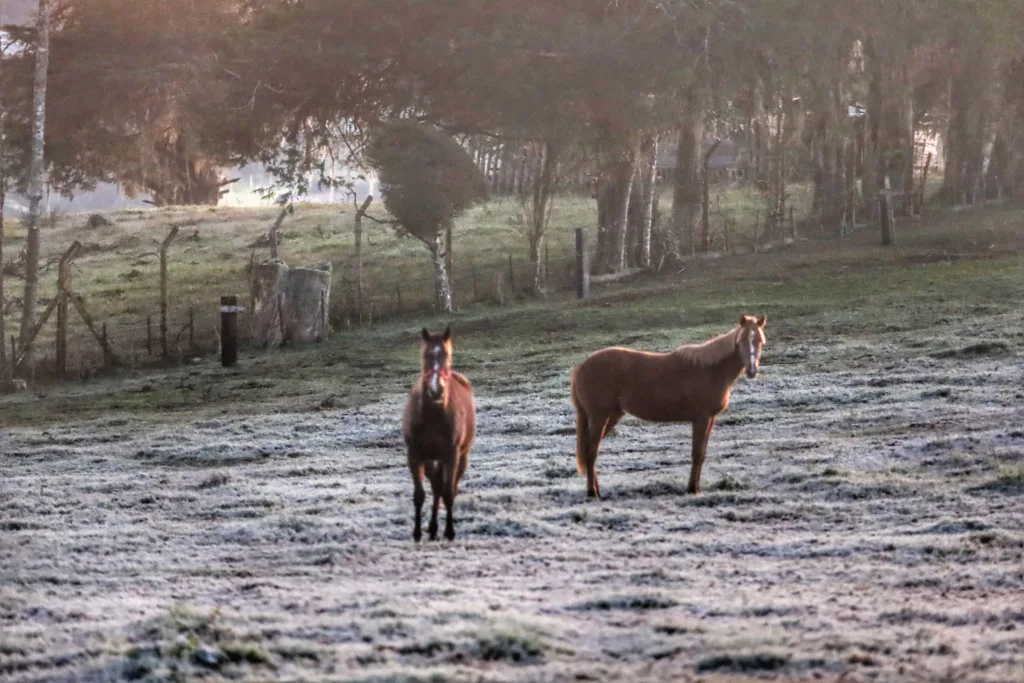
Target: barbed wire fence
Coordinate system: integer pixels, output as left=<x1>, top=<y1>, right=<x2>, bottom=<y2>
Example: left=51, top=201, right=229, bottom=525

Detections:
left=0, top=233, right=582, bottom=385
left=0, top=165, right=1008, bottom=387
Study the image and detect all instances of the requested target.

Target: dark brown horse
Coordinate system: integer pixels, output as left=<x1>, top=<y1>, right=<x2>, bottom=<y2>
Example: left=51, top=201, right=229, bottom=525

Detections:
left=571, top=314, right=767, bottom=498
left=401, top=326, right=476, bottom=541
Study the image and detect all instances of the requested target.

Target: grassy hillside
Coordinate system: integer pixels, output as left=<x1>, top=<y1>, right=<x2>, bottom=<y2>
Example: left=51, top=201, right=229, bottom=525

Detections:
left=1, top=194, right=1021, bottom=426
left=3, top=177, right=956, bottom=375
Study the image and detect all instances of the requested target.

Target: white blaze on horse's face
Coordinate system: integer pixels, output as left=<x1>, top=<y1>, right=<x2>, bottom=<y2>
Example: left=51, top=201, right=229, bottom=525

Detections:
left=423, top=340, right=450, bottom=401
left=743, top=325, right=764, bottom=379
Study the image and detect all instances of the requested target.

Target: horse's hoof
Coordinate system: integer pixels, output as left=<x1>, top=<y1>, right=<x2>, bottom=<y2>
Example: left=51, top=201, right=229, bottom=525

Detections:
left=444, top=529, right=455, bottom=541
left=413, top=531, right=422, bottom=542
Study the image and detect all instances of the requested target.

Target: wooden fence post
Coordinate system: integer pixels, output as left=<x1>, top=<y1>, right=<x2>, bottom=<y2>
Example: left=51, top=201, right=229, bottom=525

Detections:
left=188, top=307, right=195, bottom=354
left=221, top=295, right=241, bottom=367
left=353, top=195, right=372, bottom=320
left=146, top=315, right=153, bottom=355
left=160, top=226, right=179, bottom=357
left=507, top=254, right=515, bottom=292
left=55, top=242, right=81, bottom=376
left=575, top=228, right=589, bottom=299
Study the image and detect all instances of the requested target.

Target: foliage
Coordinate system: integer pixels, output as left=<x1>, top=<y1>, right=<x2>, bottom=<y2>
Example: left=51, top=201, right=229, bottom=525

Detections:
left=365, top=122, right=487, bottom=245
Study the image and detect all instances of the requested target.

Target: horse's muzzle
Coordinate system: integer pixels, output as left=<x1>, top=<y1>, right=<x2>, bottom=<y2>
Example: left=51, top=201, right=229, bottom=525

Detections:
left=746, top=367, right=758, bottom=379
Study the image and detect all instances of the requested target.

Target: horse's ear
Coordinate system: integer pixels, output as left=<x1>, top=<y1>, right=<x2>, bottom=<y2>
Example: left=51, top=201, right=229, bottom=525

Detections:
left=757, top=315, right=767, bottom=328
left=421, top=327, right=430, bottom=342
left=740, top=313, right=751, bottom=326
left=442, top=325, right=451, bottom=341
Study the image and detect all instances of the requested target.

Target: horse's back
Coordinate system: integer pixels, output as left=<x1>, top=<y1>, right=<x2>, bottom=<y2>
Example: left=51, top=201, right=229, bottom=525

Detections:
left=574, top=345, right=712, bottom=422
left=577, top=346, right=672, bottom=385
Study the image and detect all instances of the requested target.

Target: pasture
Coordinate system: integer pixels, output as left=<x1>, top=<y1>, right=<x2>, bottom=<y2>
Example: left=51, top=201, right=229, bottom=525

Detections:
left=2, top=202, right=1024, bottom=682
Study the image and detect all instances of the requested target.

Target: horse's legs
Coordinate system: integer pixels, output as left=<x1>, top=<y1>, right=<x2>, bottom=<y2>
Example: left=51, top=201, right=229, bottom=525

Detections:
left=584, top=415, right=609, bottom=499
left=426, top=463, right=443, bottom=541
left=585, top=408, right=623, bottom=499
left=442, top=457, right=457, bottom=541
left=410, top=460, right=426, bottom=542
left=687, top=416, right=715, bottom=494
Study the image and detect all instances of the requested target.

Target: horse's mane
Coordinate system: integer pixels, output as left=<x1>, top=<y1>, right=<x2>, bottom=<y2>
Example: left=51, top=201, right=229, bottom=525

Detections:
left=672, top=326, right=740, bottom=368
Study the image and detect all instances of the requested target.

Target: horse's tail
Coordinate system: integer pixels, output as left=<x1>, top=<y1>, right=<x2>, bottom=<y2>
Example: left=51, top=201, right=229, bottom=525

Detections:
left=570, top=366, right=589, bottom=475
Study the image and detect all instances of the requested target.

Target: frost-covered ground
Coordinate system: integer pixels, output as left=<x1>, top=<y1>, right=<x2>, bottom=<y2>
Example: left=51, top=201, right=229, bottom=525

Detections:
left=3, top=302, right=1023, bottom=683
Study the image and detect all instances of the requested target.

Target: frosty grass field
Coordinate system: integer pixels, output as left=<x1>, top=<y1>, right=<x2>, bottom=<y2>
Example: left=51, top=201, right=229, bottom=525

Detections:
left=2, top=205, right=1024, bottom=682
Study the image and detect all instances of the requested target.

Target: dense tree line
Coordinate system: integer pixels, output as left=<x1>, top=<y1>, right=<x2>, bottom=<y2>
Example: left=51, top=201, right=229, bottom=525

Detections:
left=2, top=0, right=1023, bottom=332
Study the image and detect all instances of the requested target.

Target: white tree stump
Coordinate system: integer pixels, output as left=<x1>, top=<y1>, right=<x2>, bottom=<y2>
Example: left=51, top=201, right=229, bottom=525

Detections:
left=285, top=263, right=332, bottom=343
left=250, top=260, right=332, bottom=347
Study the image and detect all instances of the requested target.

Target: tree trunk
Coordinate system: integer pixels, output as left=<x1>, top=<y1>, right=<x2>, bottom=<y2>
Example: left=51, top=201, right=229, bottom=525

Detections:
left=430, top=230, right=454, bottom=313
left=701, top=139, right=722, bottom=251
left=1002, top=58, right=1024, bottom=198
left=987, top=133, right=1009, bottom=199
left=900, top=69, right=915, bottom=215
left=527, top=141, right=558, bottom=293
left=846, top=118, right=861, bottom=227
left=594, top=139, right=638, bottom=274
left=0, top=0, right=6, bottom=377
left=612, top=147, right=638, bottom=272
left=18, top=0, right=51, bottom=365
left=672, top=111, right=703, bottom=258
left=773, top=105, right=787, bottom=235
left=445, top=219, right=453, bottom=279
left=861, top=36, right=883, bottom=221
left=943, top=46, right=991, bottom=204
left=595, top=174, right=614, bottom=270
left=811, top=114, right=826, bottom=222
left=639, top=134, right=657, bottom=268
left=751, top=80, right=769, bottom=184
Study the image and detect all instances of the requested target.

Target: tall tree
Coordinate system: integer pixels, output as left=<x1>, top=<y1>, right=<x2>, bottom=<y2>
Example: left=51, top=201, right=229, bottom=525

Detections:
left=17, top=0, right=48, bottom=365
left=0, top=0, right=7, bottom=375
left=366, top=122, right=487, bottom=313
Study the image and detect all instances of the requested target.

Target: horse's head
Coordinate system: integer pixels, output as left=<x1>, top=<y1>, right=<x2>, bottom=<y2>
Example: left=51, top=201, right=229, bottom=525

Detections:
left=737, top=314, right=767, bottom=379
left=420, top=325, right=453, bottom=402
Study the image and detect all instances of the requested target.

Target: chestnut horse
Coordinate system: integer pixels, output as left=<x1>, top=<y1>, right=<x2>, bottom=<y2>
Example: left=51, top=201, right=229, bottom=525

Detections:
left=401, top=326, right=476, bottom=541
left=571, top=314, right=767, bottom=498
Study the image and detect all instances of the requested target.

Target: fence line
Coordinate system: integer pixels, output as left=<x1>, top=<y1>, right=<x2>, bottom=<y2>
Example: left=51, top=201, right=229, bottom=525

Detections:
left=0, top=175, right=1007, bottom=386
